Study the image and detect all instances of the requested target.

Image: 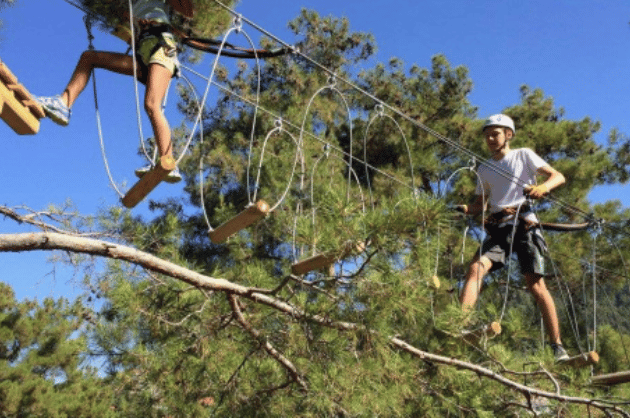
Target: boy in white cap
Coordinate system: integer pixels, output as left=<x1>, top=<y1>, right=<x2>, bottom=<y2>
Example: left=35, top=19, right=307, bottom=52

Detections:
left=456, top=114, right=569, bottom=361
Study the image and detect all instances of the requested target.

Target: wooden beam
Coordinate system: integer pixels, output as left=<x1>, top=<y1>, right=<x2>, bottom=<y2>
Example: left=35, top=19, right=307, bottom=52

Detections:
left=122, top=156, right=177, bottom=208
left=560, top=351, right=599, bottom=368
left=208, top=200, right=270, bottom=244
left=0, top=59, right=43, bottom=135
left=592, top=370, right=630, bottom=386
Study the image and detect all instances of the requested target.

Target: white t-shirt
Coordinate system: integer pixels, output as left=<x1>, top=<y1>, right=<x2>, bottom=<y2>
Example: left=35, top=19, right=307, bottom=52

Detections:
left=475, top=148, right=547, bottom=220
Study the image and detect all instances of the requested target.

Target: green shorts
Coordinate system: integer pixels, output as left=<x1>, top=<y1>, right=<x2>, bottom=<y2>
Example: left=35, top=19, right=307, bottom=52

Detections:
left=479, top=223, right=548, bottom=275
left=137, top=32, right=180, bottom=77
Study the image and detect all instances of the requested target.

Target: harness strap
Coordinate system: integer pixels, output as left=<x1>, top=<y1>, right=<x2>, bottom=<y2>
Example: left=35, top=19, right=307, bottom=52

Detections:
left=485, top=205, right=593, bottom=233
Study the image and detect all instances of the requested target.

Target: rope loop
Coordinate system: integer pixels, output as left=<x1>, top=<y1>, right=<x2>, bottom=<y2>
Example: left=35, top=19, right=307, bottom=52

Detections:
left=83, top=15, right=95, bottom=51
left=327, top=74, right=337, bottom=88
left=233, top=14, right=243, bottom=33
left=323, top=143, right=331, bottom=157
left=375, top=103, right=384, bottom=117
left=274, top=117, right=283, bottom=130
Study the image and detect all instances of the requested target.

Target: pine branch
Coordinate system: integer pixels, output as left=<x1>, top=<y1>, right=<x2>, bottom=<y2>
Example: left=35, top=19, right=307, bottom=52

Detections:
left=0, top=230, right=627, bottom=416
left=228, top=294, right=308, bottom=391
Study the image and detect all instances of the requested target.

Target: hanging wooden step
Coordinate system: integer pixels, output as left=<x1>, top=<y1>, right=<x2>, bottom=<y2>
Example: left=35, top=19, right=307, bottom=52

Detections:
left=208, top=200, right=270, bottom=243
left=0, top=58, right=44, bottom=135
left=111, top=25, right=132, bottom=44
left=592, top=370, right=630, bottom=386
left=291, top=253, right=337, bottom=276
left=122, top=156, right=177, bottom=208
left=560, top=351, right=599, bottom=368
left=291, top=239, right=368, bottom=276
left=461, top=321, right=502, bottom=344
left=434, top=321, right=502, bottom=345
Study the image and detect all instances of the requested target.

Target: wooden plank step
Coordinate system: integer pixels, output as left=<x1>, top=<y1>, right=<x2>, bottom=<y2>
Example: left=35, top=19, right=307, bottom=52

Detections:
left=592, top=370, right=630, bottom=386
left=208, top=200, right=270, bottom=243
left=291, top=253, right=337, bottom=276
left=560, top=351, right=599, bottom=368
left=460, top=321, right=502, bottom=344
left=122, top=156, right=177, bottom=208
left=0, top=57, right=44, bottom=135
left=291, top=239, right=369, bottom=276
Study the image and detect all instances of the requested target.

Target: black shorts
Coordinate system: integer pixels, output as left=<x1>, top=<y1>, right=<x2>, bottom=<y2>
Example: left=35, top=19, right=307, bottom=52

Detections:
left=478, top=223, right=548, bottom=275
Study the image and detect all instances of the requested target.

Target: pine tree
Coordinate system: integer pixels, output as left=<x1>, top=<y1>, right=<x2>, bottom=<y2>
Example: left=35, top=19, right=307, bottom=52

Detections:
left=1, top=4, right=630, bottom=417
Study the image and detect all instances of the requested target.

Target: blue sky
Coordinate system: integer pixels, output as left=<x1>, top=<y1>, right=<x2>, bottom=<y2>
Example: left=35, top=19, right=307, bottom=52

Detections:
left=1, top=0, right=629, bottom=302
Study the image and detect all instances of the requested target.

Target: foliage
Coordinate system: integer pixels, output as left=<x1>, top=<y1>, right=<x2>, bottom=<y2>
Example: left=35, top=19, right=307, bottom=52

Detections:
left=2, top=4, right=630, bottom=417
left=0, top=283, right=114, bottom=417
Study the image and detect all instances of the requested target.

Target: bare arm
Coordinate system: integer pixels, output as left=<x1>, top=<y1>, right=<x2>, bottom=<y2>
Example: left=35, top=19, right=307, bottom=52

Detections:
left=525, top=165, right=566, bottom=199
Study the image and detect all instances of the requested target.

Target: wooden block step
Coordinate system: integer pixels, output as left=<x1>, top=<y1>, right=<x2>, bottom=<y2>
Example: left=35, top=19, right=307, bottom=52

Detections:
left=208, top=200, right=270, bottom=243
left=0, top=57, right=44, bottom=135
left=122, top=156, right=177, bottom=208
left=592, top=370, right=630, bottom=386
left=560, top=351, right=599, bottom=369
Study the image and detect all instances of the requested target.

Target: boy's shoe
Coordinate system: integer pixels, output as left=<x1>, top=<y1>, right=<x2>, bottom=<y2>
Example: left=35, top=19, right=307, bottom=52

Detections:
left=135, top=164, right=182, bottom=184
left=34, top=95, right=71, bottom=126
left=550, top=343, right=570, bottom=362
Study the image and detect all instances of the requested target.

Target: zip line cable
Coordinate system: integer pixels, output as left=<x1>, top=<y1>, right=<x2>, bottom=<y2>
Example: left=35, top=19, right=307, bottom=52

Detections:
left=180, top=64, right=415, bottom=194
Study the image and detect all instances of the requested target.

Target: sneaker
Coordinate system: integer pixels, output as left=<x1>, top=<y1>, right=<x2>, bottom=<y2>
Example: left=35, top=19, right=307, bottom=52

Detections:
left=550, top=343, right=570, bottom=362
left=34, top=94, right=71, bottom=126
left=135, top=164, right=182, bottom=184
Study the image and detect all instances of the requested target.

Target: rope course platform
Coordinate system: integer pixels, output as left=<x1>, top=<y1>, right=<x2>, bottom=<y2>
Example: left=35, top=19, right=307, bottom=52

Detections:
left=122, top=156, right=177, bottom=208
left=0, top=58, right=44, bottom=135
left=208, top=200, right=270, bottom=244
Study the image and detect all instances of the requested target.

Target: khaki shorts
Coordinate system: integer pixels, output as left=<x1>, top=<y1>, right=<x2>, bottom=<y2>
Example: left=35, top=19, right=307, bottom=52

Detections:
left=137, top=32, right=180, bottom=77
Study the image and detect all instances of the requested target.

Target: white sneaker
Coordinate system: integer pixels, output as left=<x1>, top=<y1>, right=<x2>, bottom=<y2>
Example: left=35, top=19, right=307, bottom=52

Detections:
left=135, top=165, right=182, bottom=184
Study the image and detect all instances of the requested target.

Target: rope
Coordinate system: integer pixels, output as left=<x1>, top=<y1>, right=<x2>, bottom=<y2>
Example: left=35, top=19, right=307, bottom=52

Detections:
left=498, top=200, right=526, bottom=323
left=84, top=16, right=124, bottom=199
left=592, top=224, right=601, bottom=352
left=297, top=76, right=355, bottom=203
left=181, top=65, right=415, bottom=195
left=126, top=0, right=152, bottom=163
left=251, top=120, right=302, bottom=212
left=363, top=104, right=416, bottom=209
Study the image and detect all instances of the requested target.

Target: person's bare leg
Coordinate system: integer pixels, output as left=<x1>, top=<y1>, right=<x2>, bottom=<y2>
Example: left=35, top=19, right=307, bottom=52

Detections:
left=144, top=63, right=173, bottom=159
left=61, top=51, right=140, bottom=108
left=525, top=273, right=561, bottom=344
left=459, top=255, right=493, bottom=310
